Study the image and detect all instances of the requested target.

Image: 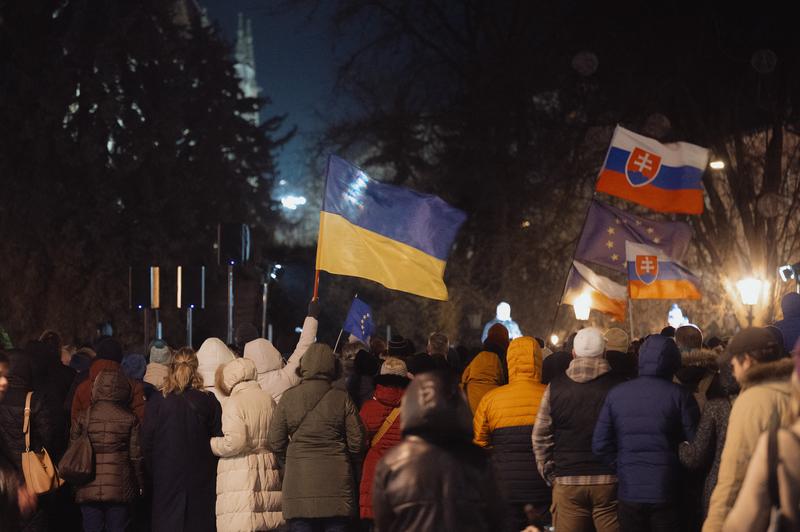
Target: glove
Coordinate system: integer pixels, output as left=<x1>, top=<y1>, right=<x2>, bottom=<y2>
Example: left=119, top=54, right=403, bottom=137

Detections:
left=308, top=298, right=321, bottom=319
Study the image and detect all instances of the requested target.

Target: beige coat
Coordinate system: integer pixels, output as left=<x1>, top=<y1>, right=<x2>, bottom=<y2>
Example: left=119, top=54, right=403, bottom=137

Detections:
left=244, top=316, right=317, bottom=403
left=211, top=358, right=282, bottom=531
left=723, top=420, right=800, bottom=532
left=703, top=358, right=794, bottom=532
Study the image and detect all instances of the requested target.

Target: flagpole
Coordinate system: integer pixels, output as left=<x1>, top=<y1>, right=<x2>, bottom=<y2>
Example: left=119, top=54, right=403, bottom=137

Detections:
left=628, top=297, right=635, bottom=339
left=313, top=270, right=320, bottom=300
left=547, top=193, right=597, bottom=339
left=333, top=328, right=344, bottom=353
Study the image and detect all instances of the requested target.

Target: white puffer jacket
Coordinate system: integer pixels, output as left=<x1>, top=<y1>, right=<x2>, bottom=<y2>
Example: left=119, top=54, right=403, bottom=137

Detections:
left=211, top=358, right=282, bottom=531
left=244, top=316, right=318, bottom=403
left=196, top=337, right=235, bottom=404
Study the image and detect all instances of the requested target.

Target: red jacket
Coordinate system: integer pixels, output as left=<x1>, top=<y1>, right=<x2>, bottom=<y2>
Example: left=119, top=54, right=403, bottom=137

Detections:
left=71, top=359, right=145, bottom=424
left=359, top=377, right=407, bottom=519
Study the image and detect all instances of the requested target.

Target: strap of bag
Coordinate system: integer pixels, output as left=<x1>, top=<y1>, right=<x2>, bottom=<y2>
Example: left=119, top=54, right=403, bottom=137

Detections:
left=767, top=426, right=780, bottom=510
left=371, top=408, right=400, bottom=447
left=294, top=389, right=332, bottom=436
left=23, top=392, right=32, bottom=452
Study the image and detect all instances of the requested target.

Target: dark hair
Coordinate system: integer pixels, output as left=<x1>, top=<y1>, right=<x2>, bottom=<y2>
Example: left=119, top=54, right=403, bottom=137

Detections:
left=661, top=326, right=676, bottom=338
left=675, top=326, right=703, bottom=350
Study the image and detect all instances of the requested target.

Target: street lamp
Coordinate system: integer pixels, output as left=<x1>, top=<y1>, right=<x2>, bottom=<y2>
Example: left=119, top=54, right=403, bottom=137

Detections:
left=549, top=334, right=560, bottom=348
left=737, top=277, right=766, bottom=327
left=573, top=291, right=592, bottom=321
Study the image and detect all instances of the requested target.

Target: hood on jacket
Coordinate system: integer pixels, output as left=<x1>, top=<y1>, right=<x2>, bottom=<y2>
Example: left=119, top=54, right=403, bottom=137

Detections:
left=216, top=358, right=258, bottom=396
left=196, top=337, right=235, bottom=384
left=243, top=338, right=283, bottom=374
left=739, top=357, right=794, bottom=390
left=374, top=382, right=405, bottom=407
left=299, top=343, right=337, bottom=381
left=92, top=369, right=131, bottom=404
left=781, top=292, right=800, bottom=319
left=89, top=358, right=122, bottom=381
left=506, top=336, right=542, bottom=384
left=401, top=370, right=472, bottom=442
left=680, top=347, right=722, bottom=369
left=464, top=351, right=504, bottom=384
left=638, top=335, right=680, bottom=379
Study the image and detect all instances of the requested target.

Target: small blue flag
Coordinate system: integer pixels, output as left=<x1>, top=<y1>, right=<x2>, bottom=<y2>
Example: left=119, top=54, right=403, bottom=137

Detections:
left=343, top=297, right=374, bottom=342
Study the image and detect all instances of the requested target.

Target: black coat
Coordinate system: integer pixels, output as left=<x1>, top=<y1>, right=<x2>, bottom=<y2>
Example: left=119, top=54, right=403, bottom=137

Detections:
left=141, top=389, right=222, bottom=532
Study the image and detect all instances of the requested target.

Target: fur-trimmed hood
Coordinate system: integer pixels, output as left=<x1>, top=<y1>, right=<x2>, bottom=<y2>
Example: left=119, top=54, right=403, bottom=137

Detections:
left=680, top=347, right=722, bottom=369
left=740, top=357, right=795, bottom=390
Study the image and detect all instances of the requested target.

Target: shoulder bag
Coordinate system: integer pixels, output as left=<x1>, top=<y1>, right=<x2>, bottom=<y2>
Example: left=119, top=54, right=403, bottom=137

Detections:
left=58, top=406, right=94, bottom=485
left=21, top=391, right=64, bottom=494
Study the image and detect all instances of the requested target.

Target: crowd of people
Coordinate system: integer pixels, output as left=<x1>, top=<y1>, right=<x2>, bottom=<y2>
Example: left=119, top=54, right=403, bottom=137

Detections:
left=1, top=293, right=800, bottom=532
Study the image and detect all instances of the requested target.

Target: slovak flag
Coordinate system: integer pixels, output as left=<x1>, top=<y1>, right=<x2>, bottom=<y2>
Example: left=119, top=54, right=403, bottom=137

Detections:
left=596, top=126, right=710, bottom=214
left=626, top=241, right=701, bottom=300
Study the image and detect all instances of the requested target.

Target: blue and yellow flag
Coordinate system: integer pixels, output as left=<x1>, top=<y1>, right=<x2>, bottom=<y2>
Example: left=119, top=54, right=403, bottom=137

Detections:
left=316, top=156, right=467, bottom=300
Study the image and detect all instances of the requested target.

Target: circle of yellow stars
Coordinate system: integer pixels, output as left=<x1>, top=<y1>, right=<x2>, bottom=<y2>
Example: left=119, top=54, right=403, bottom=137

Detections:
left=605, top=218, right=663, bottom=263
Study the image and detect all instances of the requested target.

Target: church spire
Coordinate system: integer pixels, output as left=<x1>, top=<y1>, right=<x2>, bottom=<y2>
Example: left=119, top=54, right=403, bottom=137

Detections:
left=234, top=12, right=260, bottom=124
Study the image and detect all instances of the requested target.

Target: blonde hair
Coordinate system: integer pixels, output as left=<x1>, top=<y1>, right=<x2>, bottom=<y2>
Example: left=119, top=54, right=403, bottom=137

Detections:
left=162, top=347, right=204, bottom=397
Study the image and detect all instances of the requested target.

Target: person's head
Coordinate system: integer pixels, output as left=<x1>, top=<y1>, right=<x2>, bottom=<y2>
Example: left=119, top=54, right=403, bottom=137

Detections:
left=297, top=343, right=340, bottom=381
left=781, top=292, right=800, bottom=320
left=793, top=345, right=800, bottom=419
left=387, top=335, right=414, bottom=358
left=339, top=341, right=365, bottom=371
left=162, top=347, right=203, bottom=397
left=427, top=332, right=449, bottom=357
left=725, top=327, right=783, bottom=384
left=660, top=326, right=676, bottom=338
left=121, top=353, right=147, bottom=381
left=406, top=353, right=437, bottom=377
left=637, top=335, right=681, bottom=378
left=148, top=338, right=173, bottom=365
left=400, top=370, right=472, bottom=442
left=604, top=328, right=629, bottom=353
left=0, top=351, right=9, bottom=401
left=675, top=325, right=703, bottom=351
left=573, top=328, right=606, bottom=358
left=354, top=349, right=380, bottom=377
left=484, top=323, right=510, bottom=351
left=215, top=357, right=258, bottom=397
left=95, top=337, right=123, bottom=363
left=370, top=336, right=387, bottom=359
left=39, top=330, right=62, bottom=354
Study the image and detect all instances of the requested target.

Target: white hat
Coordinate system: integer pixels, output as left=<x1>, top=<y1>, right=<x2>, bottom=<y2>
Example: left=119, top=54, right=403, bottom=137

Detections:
left=573, top=327, right=606, bottom=357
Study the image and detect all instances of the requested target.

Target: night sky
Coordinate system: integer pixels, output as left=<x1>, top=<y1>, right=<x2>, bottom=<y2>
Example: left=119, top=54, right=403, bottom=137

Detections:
left=202, top=0, right=352, bottom=194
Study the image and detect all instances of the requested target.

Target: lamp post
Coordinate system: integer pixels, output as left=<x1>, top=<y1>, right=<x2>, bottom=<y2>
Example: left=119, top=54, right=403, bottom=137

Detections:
left=573, top=291, right=592, bottom=321
left=737, top=277, right=765, bottom=327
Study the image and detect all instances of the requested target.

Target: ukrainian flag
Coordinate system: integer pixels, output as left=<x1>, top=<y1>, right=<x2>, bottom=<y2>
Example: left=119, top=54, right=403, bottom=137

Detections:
left=316, top=156, right=467, bottom=300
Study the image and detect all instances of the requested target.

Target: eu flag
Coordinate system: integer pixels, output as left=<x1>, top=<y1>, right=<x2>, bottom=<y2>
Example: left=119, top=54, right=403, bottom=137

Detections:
left=343, top=297, right=375, bottom=342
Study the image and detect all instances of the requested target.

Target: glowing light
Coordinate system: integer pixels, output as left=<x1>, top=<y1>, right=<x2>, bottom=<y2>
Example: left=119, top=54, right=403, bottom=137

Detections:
left=496, top=302, right=511, bottom=321
left=709, top=160, right=725, bottom=170
left=280, top=195, right=307, bottom=210
left=668, top=304, right=688, bottom=329
left=737, top=277, right=766, bottom=306
left=573, top=291, right=592, bottom=320
left=344, top=171, right=370, bottom=207
left=550, top=334, right=559, bottom=346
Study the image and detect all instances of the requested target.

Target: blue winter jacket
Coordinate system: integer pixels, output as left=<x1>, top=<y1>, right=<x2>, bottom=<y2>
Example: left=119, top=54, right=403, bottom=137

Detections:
left=592, top=335, right=699, bottom=503
left=774, top=292, right=800, bottom=353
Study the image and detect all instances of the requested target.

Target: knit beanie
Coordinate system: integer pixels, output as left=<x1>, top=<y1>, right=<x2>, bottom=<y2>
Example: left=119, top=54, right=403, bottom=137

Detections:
left=388, top=335, right=414, bottom=358
left=573, top=328, right=606, bottom=357
left=485, top=323, right=510, bottom=349
left=604, top=328, right=629, bottom=353
left=95, top=337, right=123, bottom=363
left=148, top=339, right=172, bottom=365
left=121, top=353, right=147, bottom=381
left=380, top=357, right=408, bottom=378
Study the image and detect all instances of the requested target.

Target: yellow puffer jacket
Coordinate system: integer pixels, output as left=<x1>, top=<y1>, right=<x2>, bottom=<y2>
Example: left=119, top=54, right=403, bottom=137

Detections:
left=473, top=337, right=550, bottom=506
left=473, top=337, right=545, bottom=443
left=461, top=350, right=504, bottom=414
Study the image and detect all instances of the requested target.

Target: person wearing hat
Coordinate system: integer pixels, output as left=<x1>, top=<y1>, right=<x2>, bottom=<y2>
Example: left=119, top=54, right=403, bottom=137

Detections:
left=723, top=347, right=800, bottom=531
left=533, top=328, right=625, bottom=532
left=604, top=328, right=636, bottom=380
left=386, top=335, right=415, bottom=359
left=592, top=334, right=699, bottom=531
left=358, top=357, right=410, bottom=526
left=71, top=337, right=146, bottom=424
left=703, top=327, right=794, bottom=532
left=372, top=370, right=504, bottom=532
left=143, top=339, right=173, bottom=398
left=474, top=336, right=550, bottom=530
